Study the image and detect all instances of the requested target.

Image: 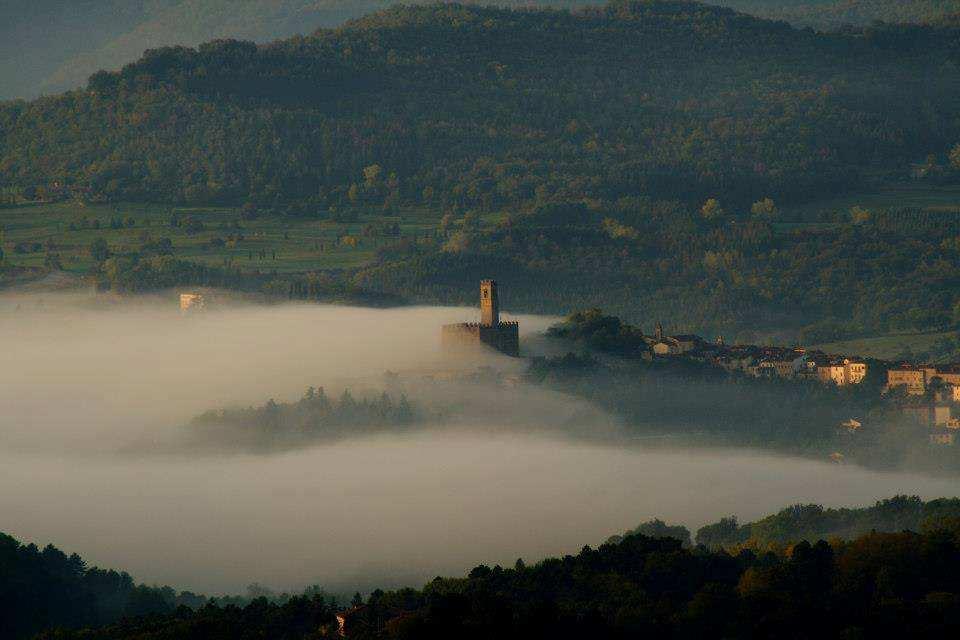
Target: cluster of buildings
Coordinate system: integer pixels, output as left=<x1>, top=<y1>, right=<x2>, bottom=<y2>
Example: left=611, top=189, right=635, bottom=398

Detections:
left=646, top=325, right=870, bottom=386
left=885, top=363, right=960, bottom=397
left=648, top=324, right=960, bottom=446
left=885, top=363, right=960, bottom=445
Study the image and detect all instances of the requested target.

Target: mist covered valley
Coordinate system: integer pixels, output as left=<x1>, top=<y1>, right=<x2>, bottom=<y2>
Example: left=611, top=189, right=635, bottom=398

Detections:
left=3, top=292, right=960, bottom=596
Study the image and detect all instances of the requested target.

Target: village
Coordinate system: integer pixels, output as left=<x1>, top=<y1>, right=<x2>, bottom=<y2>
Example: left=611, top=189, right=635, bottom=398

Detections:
left=637, top=324, right=960, bottom=447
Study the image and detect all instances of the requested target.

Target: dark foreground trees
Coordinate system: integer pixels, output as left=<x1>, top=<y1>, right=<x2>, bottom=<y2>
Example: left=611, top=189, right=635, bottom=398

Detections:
left=0, top=533, right=205, bottom=640
left=34, top=518, right=960, bottom=639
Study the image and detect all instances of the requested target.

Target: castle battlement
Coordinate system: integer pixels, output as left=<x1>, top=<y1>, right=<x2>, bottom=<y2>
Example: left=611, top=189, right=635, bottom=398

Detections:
left=445, top=321, right=519, bottom=329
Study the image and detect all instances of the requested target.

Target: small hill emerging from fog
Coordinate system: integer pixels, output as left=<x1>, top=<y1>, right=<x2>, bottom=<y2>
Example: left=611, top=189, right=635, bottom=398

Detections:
left=187, top=387, right=420, bottom=452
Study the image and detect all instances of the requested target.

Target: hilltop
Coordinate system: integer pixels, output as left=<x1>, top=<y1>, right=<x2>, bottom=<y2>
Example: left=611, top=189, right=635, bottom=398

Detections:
left=0, top=0, right=603, bottom=101
left=5, top=1, right=958, bottom=101
left=5, top=0, right=957, bottom=101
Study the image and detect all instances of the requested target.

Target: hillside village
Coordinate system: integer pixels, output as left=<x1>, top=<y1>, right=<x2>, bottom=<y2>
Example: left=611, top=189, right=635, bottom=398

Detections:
left=638, top=323, right=960, bottom=446
left=431, top=284, right=960, bottom=448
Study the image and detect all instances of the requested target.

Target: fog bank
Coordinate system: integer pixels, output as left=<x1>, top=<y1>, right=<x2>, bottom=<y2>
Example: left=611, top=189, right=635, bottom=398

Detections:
left=4, top=432, right=960, bottom=594
left=3, top=293, right=960, bottom=596
left=0, top=292, right=555, bottom=453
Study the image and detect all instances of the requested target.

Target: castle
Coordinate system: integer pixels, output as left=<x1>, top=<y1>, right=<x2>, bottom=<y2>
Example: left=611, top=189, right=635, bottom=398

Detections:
left=442, top=280, right=520, bottom=357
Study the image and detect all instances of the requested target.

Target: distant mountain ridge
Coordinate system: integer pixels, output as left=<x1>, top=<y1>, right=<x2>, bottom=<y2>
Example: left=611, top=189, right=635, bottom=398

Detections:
left=0, top=0, right=603, bottom=100
left=3, top=0, right=957, bottom=204
left=716, top=0, right=960, bottom=29
left=5, top=0, right=959, bottom=101
left=0, top=1, right=381, bottom=100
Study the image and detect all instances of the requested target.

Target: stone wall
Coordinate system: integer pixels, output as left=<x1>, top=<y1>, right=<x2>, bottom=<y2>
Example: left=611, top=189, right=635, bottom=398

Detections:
left=441, top=321, right=519, bottom=357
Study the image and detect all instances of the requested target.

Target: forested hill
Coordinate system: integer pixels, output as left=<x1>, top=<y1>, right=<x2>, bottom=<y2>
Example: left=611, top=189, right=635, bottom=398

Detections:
left=4, top=1, right=955, bottom=103
left=2, top=0, right=959, bottom=210
left=0, top=0, right=603, bottom=101
left=717, top=0, right=960, bottom=29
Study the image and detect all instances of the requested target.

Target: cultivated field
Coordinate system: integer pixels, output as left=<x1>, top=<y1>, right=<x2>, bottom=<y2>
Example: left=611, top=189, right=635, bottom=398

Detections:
left=0, top=202, right=449, bottom=275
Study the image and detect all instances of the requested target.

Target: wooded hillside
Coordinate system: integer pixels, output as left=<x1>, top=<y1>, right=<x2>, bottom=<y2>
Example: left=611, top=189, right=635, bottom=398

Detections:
left=2, top=1, right=958, bottom=209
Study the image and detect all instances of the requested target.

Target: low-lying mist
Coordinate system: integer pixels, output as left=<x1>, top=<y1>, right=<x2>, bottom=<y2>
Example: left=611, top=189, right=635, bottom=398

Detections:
left=0, top=291, right=563, bottom=454
left=3, top=292, right=960, bottom=596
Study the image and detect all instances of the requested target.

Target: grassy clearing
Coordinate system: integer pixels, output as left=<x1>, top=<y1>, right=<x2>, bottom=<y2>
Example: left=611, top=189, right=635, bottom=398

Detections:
left=0, top=201, right=449, bottom=275
left=779, top=183, right=960, bottom=223
left=812, top=330, right=959, bottom=361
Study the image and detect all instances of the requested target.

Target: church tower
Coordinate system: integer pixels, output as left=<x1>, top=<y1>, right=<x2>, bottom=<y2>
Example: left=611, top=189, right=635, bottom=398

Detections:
left=480, top=279, right=500, bottom=326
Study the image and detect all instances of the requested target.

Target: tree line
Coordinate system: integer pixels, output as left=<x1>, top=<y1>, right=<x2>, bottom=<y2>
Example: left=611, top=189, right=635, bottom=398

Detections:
left=0, top=531, right=204, bottom=640
left=35, top=510, right=960, bottom=639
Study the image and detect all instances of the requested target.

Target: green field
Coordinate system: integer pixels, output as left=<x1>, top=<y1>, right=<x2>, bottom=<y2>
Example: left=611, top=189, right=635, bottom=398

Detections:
left=813, top=330, right=959, bottom=362
left=3, top=182, right=960, bottom=305
left=0, top=201, right=454, bottom=276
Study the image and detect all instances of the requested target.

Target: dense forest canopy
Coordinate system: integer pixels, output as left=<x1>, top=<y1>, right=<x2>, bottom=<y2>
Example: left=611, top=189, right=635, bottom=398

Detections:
left=4, top=1, right=956, bottom=100
left=0, top=0, right=606, bottom=100
left=0, top=531, right=204, bottom=640
left=0, top=0, right=403, bottom=100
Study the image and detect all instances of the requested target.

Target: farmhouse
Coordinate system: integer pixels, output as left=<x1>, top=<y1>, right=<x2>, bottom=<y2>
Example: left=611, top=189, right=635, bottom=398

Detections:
left=179, top=292, right=205, bottom=313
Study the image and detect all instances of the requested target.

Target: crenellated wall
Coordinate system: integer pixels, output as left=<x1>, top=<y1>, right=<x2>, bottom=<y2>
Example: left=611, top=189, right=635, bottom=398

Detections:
left=442, top=321, right=519, bottom=358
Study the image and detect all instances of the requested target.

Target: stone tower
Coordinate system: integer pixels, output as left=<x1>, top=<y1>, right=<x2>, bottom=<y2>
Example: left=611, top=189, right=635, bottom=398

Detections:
left=480, top=279, right=500, bottom=327
left=655, top=322, right=664, bottom=341
left=441, top=280, right=519, bottom=357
